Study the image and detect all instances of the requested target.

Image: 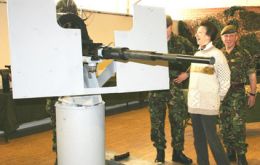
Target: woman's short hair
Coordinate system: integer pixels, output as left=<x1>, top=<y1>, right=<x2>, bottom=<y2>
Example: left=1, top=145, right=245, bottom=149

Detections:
left=200, top=21, right=218, bottom=41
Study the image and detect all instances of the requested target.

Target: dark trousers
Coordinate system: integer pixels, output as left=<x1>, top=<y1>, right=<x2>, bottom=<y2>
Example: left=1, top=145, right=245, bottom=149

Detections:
left=190, top=114, right=230, bottom=165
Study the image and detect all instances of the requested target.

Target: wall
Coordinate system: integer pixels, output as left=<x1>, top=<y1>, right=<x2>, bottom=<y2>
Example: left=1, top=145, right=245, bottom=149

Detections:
left=180, top=6, right=260, bottom=20
left=83, top=10, right=132, bottom=46
left=0, top=2, right=10, bottom=69
left=83, top=10, right=178, bottom=43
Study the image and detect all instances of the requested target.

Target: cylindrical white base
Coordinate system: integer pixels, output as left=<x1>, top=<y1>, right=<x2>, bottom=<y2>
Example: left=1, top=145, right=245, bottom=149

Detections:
left=56, top=101, right=105, bottom=165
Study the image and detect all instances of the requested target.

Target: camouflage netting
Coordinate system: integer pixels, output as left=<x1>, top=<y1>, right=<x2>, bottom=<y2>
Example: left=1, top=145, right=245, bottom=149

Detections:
left=178, top=6, right=260, bottom=57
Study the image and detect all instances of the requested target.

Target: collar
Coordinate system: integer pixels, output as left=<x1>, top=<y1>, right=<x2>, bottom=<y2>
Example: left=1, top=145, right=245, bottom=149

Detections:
left=222, top=45, right=239, bottom=55
left=198, top=42, right=213, bottom=51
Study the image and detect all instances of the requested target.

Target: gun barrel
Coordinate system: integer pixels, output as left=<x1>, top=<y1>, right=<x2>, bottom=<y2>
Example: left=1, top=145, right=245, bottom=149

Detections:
left=101, top=47, right=215, bottom=65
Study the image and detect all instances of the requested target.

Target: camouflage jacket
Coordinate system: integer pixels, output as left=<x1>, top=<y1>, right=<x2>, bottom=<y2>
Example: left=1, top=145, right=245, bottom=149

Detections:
left=149, top=33, right=195, bottom=100
left=168, top=33, right=195, bottom=79
left=221, top=45, right=256, bottom=84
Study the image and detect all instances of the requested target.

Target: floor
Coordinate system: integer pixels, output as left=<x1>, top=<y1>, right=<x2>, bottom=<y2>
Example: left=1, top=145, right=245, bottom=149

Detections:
left=0, top=107, right=260, bottom=165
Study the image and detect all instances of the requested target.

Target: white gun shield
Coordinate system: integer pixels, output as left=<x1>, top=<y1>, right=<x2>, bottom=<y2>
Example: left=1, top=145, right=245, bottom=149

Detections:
left=8, top=0, right=169, bottom=98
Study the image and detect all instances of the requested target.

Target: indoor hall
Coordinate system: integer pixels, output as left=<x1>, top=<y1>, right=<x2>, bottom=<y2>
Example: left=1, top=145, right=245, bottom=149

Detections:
left=0, top=0, right=260, bottom=165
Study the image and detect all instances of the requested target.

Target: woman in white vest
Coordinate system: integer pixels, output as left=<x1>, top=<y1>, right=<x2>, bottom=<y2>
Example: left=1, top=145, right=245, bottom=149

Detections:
left=188, top=21, right=231, bottom=165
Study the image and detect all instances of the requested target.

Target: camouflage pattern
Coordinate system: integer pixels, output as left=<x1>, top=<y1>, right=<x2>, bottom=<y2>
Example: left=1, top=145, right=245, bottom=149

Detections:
left=221, top=46, right=256, bottom=84
left=220, top=45, right=256, bottom=155
left=56, top=0, right=78, bottom=15
left=46, top=98, right=58, bottom=151
left=168, top=34, right=195, bottom=79
left=148, top=33, right=195, bottom=151
left=46, top=97, right=58, bottom=165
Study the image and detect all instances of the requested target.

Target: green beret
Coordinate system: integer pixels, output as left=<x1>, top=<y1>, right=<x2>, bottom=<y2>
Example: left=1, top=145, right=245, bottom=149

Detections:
left=221, top=25, right=237, bottom=35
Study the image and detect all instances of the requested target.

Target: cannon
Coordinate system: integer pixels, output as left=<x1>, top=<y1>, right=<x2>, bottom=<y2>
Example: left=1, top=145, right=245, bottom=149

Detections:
left=55, top=13, right=215, bottom=165
left=57, top=13, right=215, bottom=66
left=7, top=2, right=215, bottom=164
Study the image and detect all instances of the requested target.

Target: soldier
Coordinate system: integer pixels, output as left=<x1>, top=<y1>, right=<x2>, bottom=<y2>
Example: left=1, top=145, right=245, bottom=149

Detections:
left=220, top=25, right=257, bottom=165
left=148, top=15, right=195, bottom=164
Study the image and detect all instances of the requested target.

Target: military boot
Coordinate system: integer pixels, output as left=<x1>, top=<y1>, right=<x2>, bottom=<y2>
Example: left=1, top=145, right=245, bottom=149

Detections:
left=172, top=150, right=192, bottom=164
left=237, top=154, right=248, bottom=165
left=155, top=149, right=165, bottom=164
left=227, top=149, right=236, bottom=161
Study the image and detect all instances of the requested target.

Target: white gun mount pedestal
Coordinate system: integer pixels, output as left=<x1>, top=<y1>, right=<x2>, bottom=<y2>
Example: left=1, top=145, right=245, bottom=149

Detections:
left=55, top=58, right=107, bottom=165
left=56, top=95, right=105, bottom=165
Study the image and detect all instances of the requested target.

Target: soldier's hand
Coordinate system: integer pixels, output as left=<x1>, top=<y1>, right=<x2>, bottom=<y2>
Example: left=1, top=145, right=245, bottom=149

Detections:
left=173, top=72, right=189, bottom=84
left=248, top=95, right=256, bottom=108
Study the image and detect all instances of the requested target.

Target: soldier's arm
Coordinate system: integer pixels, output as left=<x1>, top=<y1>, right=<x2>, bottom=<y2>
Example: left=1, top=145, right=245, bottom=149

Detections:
left=243, top=48, right=257, bottom=107
left=248, top=72, right=257, bottom=108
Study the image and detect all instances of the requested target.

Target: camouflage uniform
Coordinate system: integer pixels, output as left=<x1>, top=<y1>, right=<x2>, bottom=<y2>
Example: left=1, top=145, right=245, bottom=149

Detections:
left=149, top=33, right=195, bottom=151
left=56, top=0, right=78, bottom=15
left=46, top=98, right=58, bottom=152
left=46, top=97, right=58, bottom=164
left=220, top=45, right=256, bottom=155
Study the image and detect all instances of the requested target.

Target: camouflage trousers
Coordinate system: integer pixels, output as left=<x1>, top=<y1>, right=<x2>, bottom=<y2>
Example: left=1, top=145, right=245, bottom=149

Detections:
left=46, top=98, right=58, bottom=153
left=219, top=89, right=248, bottom=155
left=148, top=84, right=189, bottom=151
